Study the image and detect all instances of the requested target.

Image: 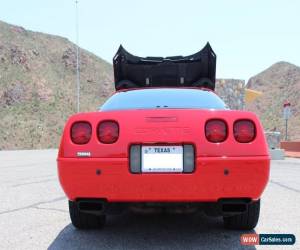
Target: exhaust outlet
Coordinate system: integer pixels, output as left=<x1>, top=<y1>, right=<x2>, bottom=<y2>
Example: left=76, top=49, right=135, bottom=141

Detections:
left=77, top=200, right=106, bottom=215
left=219, top=198, right=251, bottom=215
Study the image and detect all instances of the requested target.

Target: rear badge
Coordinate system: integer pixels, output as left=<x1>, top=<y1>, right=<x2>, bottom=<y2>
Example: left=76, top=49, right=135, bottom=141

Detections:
left=77, top=151, right=91, bottom=157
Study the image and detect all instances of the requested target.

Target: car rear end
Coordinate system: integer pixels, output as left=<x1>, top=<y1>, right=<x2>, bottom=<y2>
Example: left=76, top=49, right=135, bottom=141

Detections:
left=57, top=88, right=270, bottom=229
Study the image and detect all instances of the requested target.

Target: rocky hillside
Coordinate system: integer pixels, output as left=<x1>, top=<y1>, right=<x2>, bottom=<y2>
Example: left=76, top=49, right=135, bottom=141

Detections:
left=215, top=79, right=245, bottom=110
left=246, top=62, right=300, bottom=140
left=0, top=20, right=114, bottom=150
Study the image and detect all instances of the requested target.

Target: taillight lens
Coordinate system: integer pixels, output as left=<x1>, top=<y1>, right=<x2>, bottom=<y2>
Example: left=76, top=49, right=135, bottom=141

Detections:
left=98, top=121, right=119, bottom=144
left=71, top=122, right=92, bottom=145
left=234, top=120, right=256, bottom=143
left=205, top=119, right=228, bottom=143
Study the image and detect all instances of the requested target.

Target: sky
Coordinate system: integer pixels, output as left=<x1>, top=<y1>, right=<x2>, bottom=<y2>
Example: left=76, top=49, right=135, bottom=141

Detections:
left=0, top=0, right=299, bottom=82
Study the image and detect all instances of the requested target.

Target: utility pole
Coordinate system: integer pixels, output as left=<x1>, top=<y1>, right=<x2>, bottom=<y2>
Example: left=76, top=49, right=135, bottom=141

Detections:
left=75, top=0, right=80, bottom=112
left=285, top=119, right=288, bottom=141
left=283, top=101, right=291, bottom=141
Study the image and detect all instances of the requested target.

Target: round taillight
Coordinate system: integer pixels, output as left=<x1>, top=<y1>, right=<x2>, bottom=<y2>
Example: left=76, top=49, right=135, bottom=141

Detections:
left=71, top=122, right=92, bottom=145
left=205, top=119, right=228, bottom=143
left=97, top=121, right=119, bottom=144
left=234, top=120, right=256, bottom=143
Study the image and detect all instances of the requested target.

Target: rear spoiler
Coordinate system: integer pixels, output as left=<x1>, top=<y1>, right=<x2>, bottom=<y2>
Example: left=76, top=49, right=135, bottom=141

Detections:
left=113, top=42, right=216, bottom=91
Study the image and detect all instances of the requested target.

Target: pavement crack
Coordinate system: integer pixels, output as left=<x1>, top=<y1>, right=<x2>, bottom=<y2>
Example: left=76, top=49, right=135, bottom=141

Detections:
left=12, top=178, right=57, bottom=187
left=0, top=196, right=66, bottom=215
left=33, top=206, right=68, bottom=213
left=270, top=180, right=300, bottom=193
left=0, top=174, right=55, bottom=185
left=0, top=161, right=54, bottom=169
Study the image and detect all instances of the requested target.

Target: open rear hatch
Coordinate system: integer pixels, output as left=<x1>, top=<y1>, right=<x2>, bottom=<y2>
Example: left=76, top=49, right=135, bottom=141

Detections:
left=113, top=43, right=216, bottom=91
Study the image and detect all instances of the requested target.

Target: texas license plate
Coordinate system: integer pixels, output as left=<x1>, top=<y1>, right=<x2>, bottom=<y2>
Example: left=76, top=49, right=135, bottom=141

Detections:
left=141, top=146, right=183, bottom=173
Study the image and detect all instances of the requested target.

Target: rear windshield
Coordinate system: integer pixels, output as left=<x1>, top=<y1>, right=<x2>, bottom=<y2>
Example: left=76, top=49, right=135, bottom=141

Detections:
left=100, top=88, right=227, bottom=111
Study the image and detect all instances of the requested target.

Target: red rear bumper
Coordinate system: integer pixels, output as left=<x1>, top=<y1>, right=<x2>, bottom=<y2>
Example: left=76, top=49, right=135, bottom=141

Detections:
left=57, top=156, right=270, bottom=202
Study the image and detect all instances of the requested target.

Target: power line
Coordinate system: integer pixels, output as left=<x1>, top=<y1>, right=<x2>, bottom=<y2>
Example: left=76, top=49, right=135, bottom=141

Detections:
left=75, top=0, right=80, bottom=113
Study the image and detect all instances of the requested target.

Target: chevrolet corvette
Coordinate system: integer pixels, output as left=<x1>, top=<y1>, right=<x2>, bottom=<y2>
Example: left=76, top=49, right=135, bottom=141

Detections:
left=57, top=43, right=270, bottom=230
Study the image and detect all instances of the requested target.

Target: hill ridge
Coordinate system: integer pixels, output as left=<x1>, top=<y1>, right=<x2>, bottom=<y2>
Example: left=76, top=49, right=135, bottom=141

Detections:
left=246, top=61, right=300, bottom=140
left=0, top=20, right=114, bottom=149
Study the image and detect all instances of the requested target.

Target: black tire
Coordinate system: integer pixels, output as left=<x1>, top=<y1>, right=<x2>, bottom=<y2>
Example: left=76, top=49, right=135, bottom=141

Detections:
left=223, top=199, right=260, bottom=230
left=69, top=200, right=106, bottom=229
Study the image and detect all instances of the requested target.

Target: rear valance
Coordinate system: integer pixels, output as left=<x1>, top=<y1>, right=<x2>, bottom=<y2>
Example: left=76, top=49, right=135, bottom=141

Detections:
left=113, top=43, right=216, bottom=91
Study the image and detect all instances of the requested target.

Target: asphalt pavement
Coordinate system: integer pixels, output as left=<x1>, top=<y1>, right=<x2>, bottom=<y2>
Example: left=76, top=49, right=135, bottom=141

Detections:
left=0, top=150, right=299, bottom=250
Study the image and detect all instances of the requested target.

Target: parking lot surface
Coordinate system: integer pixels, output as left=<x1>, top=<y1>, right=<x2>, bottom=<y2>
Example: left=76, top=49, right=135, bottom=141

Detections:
left=0, top=150, right=299, bottom=249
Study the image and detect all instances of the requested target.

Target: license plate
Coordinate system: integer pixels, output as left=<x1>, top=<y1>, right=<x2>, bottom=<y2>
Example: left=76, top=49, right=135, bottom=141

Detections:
left=141, top=146, right=183, bottom=173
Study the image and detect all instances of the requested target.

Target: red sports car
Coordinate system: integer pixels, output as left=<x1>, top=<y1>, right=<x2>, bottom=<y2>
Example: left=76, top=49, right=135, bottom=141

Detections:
left=57, top=43, right=270, bottom=230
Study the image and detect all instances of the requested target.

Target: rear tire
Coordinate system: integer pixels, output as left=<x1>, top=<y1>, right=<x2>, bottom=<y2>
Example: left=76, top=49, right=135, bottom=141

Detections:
left=69, top=200, right=106, bottom=229
left=223, top=199, right=260, bottom=230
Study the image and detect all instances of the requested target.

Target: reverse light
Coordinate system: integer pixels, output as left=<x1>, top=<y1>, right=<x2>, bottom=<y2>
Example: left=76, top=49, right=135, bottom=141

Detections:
left=97, top=121, right=119, bottom=144
left=205, top=119, right=228, bottom=143
left=234, top=120, right=256, bottom=143
left=71, top=122, right=92, bottom=145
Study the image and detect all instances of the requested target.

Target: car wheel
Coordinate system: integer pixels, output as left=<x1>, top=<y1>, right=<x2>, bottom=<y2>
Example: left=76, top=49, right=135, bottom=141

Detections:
left=223, top=199, right=260, bottom=230
left=69, top=200, right=106, bottom=229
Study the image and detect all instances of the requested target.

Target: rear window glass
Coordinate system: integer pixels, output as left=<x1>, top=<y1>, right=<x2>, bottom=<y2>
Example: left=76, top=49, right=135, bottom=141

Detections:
left=100, top=88, right=227, bottom=111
